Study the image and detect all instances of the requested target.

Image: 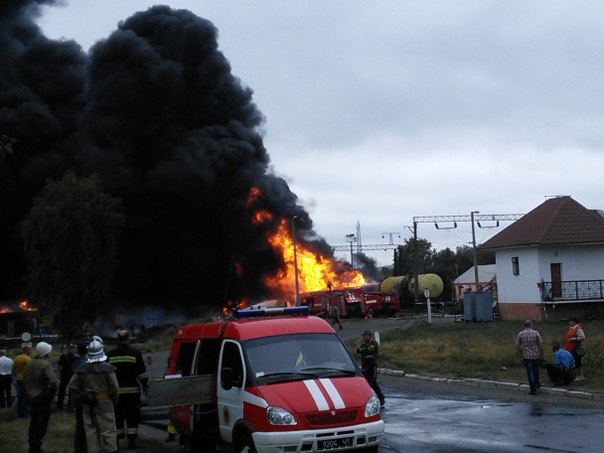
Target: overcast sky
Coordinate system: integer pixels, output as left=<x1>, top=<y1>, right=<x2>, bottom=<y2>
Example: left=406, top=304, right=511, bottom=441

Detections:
left=38, top=1, right=604, bottom=265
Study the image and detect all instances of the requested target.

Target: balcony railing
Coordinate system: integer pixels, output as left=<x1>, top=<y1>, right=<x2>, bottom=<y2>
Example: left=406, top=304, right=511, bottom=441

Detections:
left=540, top=280, right=604, bottom=302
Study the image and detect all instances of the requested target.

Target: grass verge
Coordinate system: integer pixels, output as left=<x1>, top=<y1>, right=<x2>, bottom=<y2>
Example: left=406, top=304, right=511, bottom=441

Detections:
left=367, top=318, right=604, bottom=393
left=0, top=409, right=75, bottom=453
left=0, top=408, right=177, bottom=453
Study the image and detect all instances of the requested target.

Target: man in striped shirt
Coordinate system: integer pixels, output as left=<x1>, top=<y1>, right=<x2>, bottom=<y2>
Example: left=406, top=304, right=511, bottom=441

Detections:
left=516, top=320, right=543, bottom=395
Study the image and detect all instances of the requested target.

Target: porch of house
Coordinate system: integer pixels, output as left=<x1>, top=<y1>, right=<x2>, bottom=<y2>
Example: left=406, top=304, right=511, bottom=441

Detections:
left=498, top=279, right=604, bottom=321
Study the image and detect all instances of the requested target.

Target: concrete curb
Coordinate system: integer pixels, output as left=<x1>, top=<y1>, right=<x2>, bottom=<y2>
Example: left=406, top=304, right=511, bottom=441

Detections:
left=379, top=368, right=603, bottom=402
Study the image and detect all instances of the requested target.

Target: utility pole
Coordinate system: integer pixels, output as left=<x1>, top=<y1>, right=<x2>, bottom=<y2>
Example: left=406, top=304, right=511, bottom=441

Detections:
left=291, top=216, right=300, bottom=306
left=413, top=221, right=419, bottom=302
left=399, top=224, right=418, bottom=300
left=471, top=211, right=480, bottom=290
left=345, top=233, right=356, bottom=267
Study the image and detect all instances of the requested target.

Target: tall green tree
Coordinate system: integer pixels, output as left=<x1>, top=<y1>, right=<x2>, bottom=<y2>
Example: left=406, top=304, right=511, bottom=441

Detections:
left=393, top=238, right=434, bottom=276
left=432, top=247, right=456, bottom=300
left=22, top=172, right=123, bottom=339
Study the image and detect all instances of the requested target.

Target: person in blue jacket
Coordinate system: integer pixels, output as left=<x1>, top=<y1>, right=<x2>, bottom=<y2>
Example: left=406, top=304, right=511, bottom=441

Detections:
left=545, top=343, right=576, bottom=386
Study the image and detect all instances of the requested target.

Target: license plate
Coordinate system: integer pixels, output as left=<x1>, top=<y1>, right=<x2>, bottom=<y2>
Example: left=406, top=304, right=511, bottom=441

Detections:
left=317, top=437, right=354, bottom=450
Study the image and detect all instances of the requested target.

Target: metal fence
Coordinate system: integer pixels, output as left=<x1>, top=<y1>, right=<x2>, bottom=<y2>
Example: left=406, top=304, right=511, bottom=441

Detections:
left=541, top=280, right=604, bottom=302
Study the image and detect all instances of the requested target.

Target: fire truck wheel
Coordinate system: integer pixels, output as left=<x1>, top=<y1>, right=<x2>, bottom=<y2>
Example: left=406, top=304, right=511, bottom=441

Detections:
left=235, top=433, right=257, bottom=453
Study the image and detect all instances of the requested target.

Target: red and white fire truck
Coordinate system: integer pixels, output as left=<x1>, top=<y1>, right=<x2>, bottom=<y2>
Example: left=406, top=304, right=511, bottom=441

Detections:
left=299, top=286, right=400, bottom=318
left=149, top=306, right=384, bottom=453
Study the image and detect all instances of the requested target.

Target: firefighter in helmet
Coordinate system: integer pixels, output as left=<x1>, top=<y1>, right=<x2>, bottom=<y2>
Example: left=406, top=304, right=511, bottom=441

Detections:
left=69, top=336, right=119, bottom=453
left=107, top=329, right=148, bottom=449
left=357, top=330, right=385, bottom=406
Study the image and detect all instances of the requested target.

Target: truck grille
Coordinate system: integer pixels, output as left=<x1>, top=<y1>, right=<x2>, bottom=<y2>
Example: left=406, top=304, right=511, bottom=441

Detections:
left=306, top=409, right=358, bottom=426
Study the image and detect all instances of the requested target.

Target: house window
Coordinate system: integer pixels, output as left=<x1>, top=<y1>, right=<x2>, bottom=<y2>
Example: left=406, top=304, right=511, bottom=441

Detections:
left=511, top=256, right=519, bottom=275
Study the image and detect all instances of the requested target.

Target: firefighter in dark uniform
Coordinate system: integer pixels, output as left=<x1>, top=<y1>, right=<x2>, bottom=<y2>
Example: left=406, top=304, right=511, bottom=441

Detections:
left=357, top=330, right=385, bottom=406
left=107, top=329, right=148, bottom=449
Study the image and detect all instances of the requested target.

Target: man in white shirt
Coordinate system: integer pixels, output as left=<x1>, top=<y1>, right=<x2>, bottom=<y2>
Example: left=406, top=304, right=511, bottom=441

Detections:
left=0, top=349, right=14, bottom=408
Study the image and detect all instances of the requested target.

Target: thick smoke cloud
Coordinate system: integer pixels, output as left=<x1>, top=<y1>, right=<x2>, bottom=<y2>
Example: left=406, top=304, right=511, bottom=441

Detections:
left=0, top=0, right=85, bottom=296
left=0, top=2, right=331, bottom=310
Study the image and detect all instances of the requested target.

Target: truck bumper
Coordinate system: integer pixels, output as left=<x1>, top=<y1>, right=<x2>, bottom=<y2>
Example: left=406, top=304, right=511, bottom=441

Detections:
left=251, top=419, right=384, bottom=452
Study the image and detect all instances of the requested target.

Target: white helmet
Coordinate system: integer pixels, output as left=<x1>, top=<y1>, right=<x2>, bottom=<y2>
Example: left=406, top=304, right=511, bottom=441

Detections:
left=35, top=341, right=52, bottom=357
left=86, top=338, right=107, bottom=363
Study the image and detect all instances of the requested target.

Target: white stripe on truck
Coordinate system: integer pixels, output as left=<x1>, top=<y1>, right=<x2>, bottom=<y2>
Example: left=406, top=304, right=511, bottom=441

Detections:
left=304, top=379, right=330, bottom=411
left=319, top=378, right=346, bottom=409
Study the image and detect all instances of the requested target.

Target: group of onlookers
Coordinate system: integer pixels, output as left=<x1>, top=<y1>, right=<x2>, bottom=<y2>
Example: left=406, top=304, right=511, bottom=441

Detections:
left=0, top=329, right=148, bottom=453
left=516, top=316, right=586, bottom=394
left=0, top=345, right=33, bottom=415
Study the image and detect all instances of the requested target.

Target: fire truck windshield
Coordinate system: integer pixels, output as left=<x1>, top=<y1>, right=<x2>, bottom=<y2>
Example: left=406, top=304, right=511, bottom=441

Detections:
left=244, top=333, right=358, bottom=383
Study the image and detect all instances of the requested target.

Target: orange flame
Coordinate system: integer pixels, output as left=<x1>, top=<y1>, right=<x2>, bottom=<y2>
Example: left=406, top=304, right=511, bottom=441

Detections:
left=0, top=300, right=38, bottom=314
left=252, top=210, right=274, bottom=225
left=264, top=219, right=366, bottom=299
left=19, top=300, right=38, bottom=312
left=247, top=187, right=262, bottom=205
left=241, top=186, right=366, bottom=304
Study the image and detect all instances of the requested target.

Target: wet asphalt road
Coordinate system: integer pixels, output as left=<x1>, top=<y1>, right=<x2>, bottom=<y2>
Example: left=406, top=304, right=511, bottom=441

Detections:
left=379, top=375, right=604, bottom=452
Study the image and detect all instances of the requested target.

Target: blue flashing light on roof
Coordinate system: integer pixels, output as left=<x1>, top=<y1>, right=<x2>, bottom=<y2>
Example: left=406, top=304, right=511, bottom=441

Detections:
left=233, top=306, right=309, bottom=319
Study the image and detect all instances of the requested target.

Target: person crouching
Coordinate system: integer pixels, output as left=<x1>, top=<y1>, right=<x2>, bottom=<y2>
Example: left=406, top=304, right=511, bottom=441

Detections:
left=545, top=343, right=576, bottom=386
left=69, top=337, right=119, bottom=453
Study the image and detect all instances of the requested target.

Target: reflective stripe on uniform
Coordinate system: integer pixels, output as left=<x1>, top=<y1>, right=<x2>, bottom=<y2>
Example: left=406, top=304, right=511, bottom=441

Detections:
left=119, top=387, right=141, bottom=394
left=167, top=422, right=177, bottom=435
left=109, top=356, right=137, bottom=364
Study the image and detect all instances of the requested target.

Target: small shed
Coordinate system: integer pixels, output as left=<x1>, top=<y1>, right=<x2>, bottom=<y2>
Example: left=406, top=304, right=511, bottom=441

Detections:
left=453, top=264, right=497, bottom=301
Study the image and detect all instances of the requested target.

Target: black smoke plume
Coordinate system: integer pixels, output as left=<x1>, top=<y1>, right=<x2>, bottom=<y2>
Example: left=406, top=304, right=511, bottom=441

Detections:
left=0, top=2, right=343, bottom=311
left=0, top=0, right=86, bottom=298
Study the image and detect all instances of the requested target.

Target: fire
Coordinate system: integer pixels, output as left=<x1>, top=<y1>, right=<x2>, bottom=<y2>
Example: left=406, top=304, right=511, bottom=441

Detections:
left=247, top=186, right=262, bottom=205
left=222, top=299, right=248, bottom=317
left=263, top=219, right=366, bottom=299
left=252, top=210, right=273, bottom=224
left=221, top=298, right=294, bottom=318
left=241, top=186, right=366, bottom=305
left=0, top=300, right=37, bottom=315
left=19, top=300, right=37, bottom=312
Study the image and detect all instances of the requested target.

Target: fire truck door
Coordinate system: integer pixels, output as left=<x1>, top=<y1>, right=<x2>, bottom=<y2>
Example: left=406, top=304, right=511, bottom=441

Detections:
left=217, top=340, right=246, bottom=444
left=191, top=339, right=220, bottom=440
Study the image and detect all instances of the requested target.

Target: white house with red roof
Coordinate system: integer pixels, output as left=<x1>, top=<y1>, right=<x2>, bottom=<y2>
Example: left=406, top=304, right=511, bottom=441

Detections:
left=480, top=196, right=604, bottom=321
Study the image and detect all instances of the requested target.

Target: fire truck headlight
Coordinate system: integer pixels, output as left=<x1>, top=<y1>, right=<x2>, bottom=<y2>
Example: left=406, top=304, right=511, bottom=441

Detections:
left=364, top=395, right=380, bottom=417
left=266, top=406, right=298, bottom=425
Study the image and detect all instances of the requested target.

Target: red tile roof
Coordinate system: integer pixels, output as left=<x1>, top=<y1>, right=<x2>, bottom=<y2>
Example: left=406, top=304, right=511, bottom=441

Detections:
left=480, top=196, right=604, bottom=250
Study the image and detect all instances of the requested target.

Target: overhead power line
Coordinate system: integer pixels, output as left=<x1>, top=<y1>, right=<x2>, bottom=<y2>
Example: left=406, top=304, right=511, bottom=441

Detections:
left=413, top=213, right=524, bottom=224
left=409, top=212, right=525, bottom=301
left=332, top=243, right=399, bottom=252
